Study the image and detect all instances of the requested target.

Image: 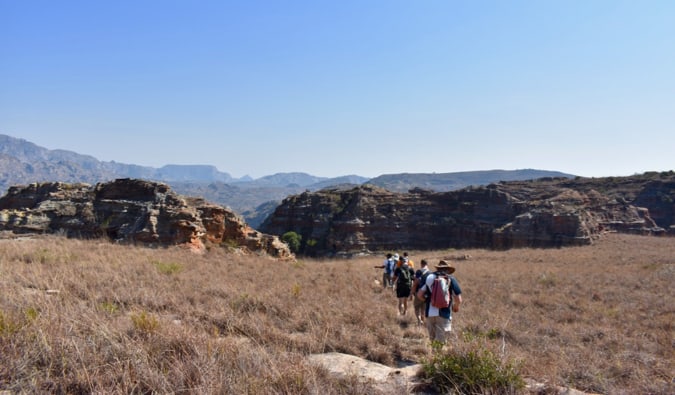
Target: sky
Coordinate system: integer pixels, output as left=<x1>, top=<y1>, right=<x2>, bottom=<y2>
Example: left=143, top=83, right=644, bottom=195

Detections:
left=1, top=1, right=674, bottom=179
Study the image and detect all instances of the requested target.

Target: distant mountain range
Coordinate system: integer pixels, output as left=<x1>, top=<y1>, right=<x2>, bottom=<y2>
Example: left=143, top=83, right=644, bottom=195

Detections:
left=0, top=133, right=575, bottom=227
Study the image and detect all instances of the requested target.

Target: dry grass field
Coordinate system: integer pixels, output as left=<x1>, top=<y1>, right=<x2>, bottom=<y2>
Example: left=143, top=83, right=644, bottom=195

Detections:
left=0, top=233, right=673, bottom=394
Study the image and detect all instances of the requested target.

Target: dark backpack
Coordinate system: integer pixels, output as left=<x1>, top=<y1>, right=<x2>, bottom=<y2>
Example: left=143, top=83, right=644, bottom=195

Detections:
left=397, top=267, right=413, bottom=293
left=412, top=269, right=428, bottom=294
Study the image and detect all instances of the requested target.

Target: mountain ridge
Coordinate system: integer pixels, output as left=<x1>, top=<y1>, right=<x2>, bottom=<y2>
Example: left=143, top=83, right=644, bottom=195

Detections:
left=1, top=133, right=579, bottom=227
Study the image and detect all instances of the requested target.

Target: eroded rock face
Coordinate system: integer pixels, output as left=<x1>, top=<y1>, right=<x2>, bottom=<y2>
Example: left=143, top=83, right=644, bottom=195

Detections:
left=0, top=179, right=293, bottom=259
left=260, top=179, right=669, bottom=255
left=633, top=179, right=675, bottom=234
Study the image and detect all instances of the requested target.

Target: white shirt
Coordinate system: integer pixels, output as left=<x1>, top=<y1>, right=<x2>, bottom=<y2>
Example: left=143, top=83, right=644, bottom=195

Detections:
left=423, top=272, right=449, bottom=318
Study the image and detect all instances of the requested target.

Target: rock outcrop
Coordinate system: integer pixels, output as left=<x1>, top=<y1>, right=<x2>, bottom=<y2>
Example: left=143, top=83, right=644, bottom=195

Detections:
left=0, top=178, right=293, bottom=258
left=260, top=175, right=673, bottom=255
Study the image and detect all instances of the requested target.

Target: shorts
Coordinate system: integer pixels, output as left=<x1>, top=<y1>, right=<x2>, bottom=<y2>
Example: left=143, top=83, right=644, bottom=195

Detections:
left=426, top=315, right=452, bottom=343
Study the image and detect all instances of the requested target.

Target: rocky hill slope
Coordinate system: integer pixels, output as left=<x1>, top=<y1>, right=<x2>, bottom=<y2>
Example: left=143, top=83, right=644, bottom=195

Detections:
left=260, top=172, right=675, bottom=256
left=0, top=178, right=292, bottom=259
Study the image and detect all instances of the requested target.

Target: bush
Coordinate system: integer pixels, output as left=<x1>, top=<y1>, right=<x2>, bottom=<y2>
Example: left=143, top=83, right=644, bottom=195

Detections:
left=131, top=311, right=159, bottom=334
left=281, top=231, right=302, bottom=253
left=152, top=260, right=183, bottom=275
left=421, top=343, right=525, bottom=395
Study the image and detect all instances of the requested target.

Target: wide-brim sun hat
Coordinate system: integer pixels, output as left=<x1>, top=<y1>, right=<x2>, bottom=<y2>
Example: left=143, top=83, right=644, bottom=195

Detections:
left=435, top=260, right=456, bottom=274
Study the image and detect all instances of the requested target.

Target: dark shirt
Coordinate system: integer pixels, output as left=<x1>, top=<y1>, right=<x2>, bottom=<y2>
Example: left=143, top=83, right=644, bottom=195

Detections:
left=393, top=265, right=415, bottom=297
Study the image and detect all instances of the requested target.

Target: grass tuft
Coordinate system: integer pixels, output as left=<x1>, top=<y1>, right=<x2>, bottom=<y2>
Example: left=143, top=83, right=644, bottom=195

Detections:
left=152, top=260, right=183, bottom=275
left=422, top=342, right=525, bottom=394
left=131, top=310, right=160, bottom=334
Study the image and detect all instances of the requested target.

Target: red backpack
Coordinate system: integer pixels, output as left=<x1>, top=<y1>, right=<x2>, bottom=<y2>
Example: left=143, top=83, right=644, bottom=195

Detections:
left=430, top=273, right=451, bottom=309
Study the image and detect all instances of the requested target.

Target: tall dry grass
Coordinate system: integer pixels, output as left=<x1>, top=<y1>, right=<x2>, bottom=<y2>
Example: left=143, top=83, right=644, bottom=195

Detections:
left=0, top=233, right=673, bottom=394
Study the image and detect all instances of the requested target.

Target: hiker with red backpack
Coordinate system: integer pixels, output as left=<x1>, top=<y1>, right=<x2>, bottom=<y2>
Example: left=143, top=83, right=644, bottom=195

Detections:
left=416, top=260, right=462, bottom=344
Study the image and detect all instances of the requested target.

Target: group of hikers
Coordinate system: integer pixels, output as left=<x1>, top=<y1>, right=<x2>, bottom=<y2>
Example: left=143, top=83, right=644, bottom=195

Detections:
left=375, top=252, right=462, bottom=344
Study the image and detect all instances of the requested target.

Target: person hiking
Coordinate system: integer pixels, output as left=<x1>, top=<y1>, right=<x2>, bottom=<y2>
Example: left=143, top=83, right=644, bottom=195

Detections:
left=392, top=257, right=415, bottom=315
left=374, top=253, right=395, bottom=288
left=416, top=260, right=462, bottom=344
left=403, top=252, right=415, bottom=269
left=395, top=252, right=415, bottom=269
left=411, top=259, right=430, bottom=325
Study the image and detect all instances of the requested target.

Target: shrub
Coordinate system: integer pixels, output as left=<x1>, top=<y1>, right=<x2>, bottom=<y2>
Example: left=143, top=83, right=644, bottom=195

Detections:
left=131, top=311, right=159, bottom=334
left=24, top=307, right=39, bottom=322
left=281, top=231, right=302, bottom=253
left=291, top=283, right=301, bottom=298
left=0, top=310, right=17, bottom=335
left=221, top=238, right=239, bottom=249
left=421, top=344, right=525, bottom=395
left=99, top=301, right=120, bottom=314
left=152, top=260, right=183, bottom=275
left=306, top=239, right=317, bottom=247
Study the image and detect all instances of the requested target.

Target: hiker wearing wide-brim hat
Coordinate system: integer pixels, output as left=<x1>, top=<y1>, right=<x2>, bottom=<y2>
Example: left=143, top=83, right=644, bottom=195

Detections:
left=415, top=259, right=463, bottom=345
left=434, top=260, right=455, bottom=274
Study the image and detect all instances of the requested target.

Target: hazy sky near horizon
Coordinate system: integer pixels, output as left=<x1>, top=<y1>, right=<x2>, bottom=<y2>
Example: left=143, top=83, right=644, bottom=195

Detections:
left=1, top=1, right=674, bottom=179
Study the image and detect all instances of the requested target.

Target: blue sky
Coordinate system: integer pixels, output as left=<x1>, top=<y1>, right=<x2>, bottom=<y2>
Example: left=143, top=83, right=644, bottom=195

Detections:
left=1, top=1, right=674, bottom=179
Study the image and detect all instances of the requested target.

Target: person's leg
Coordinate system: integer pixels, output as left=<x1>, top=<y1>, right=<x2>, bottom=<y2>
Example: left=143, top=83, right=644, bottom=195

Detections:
left=426, top=316, right=438, bottom=341
left=424, top=316, right=449, bottom=345
left=434, top=317, right=452, bottom=344
left=397, top=297, right=404, bottom=315
left=443, top=318, right=453, bottom=342
left=414, top=298, right=424, bottom=324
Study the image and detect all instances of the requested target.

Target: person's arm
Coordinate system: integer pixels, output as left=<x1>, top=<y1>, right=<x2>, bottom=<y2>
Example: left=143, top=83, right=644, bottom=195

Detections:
left=411, top=277, right=419, bottom=294
left=452, top=294, right=462, bottom=312
left=451, top=277, right=462, bottom=312
left=416, top=276, right=428, bottom=301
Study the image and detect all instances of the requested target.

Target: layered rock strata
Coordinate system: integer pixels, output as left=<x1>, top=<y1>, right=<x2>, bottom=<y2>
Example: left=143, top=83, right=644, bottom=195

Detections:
left=0, top=178, right=293, bottom=258
left=260, top=178, right=670, bottom=255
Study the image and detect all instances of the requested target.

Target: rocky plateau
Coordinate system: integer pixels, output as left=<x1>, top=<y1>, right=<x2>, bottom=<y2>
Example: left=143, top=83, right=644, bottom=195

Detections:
left=260, top=173, right=675, bottom=256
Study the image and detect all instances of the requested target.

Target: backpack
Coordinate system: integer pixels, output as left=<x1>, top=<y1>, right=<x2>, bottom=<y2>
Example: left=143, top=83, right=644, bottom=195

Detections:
left=430, top=273, right=451, bottom=309
left=385, top=258, right=395, bottom=275
left=412, top=268, right=428, bottom=294
left=397, top=267, right=413, bottom=293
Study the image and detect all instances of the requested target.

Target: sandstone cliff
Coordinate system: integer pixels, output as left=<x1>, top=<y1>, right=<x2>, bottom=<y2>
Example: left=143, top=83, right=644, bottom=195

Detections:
left=0, top=178, right=293, bottom=259
left=260, top=174, right=673, bottom=255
